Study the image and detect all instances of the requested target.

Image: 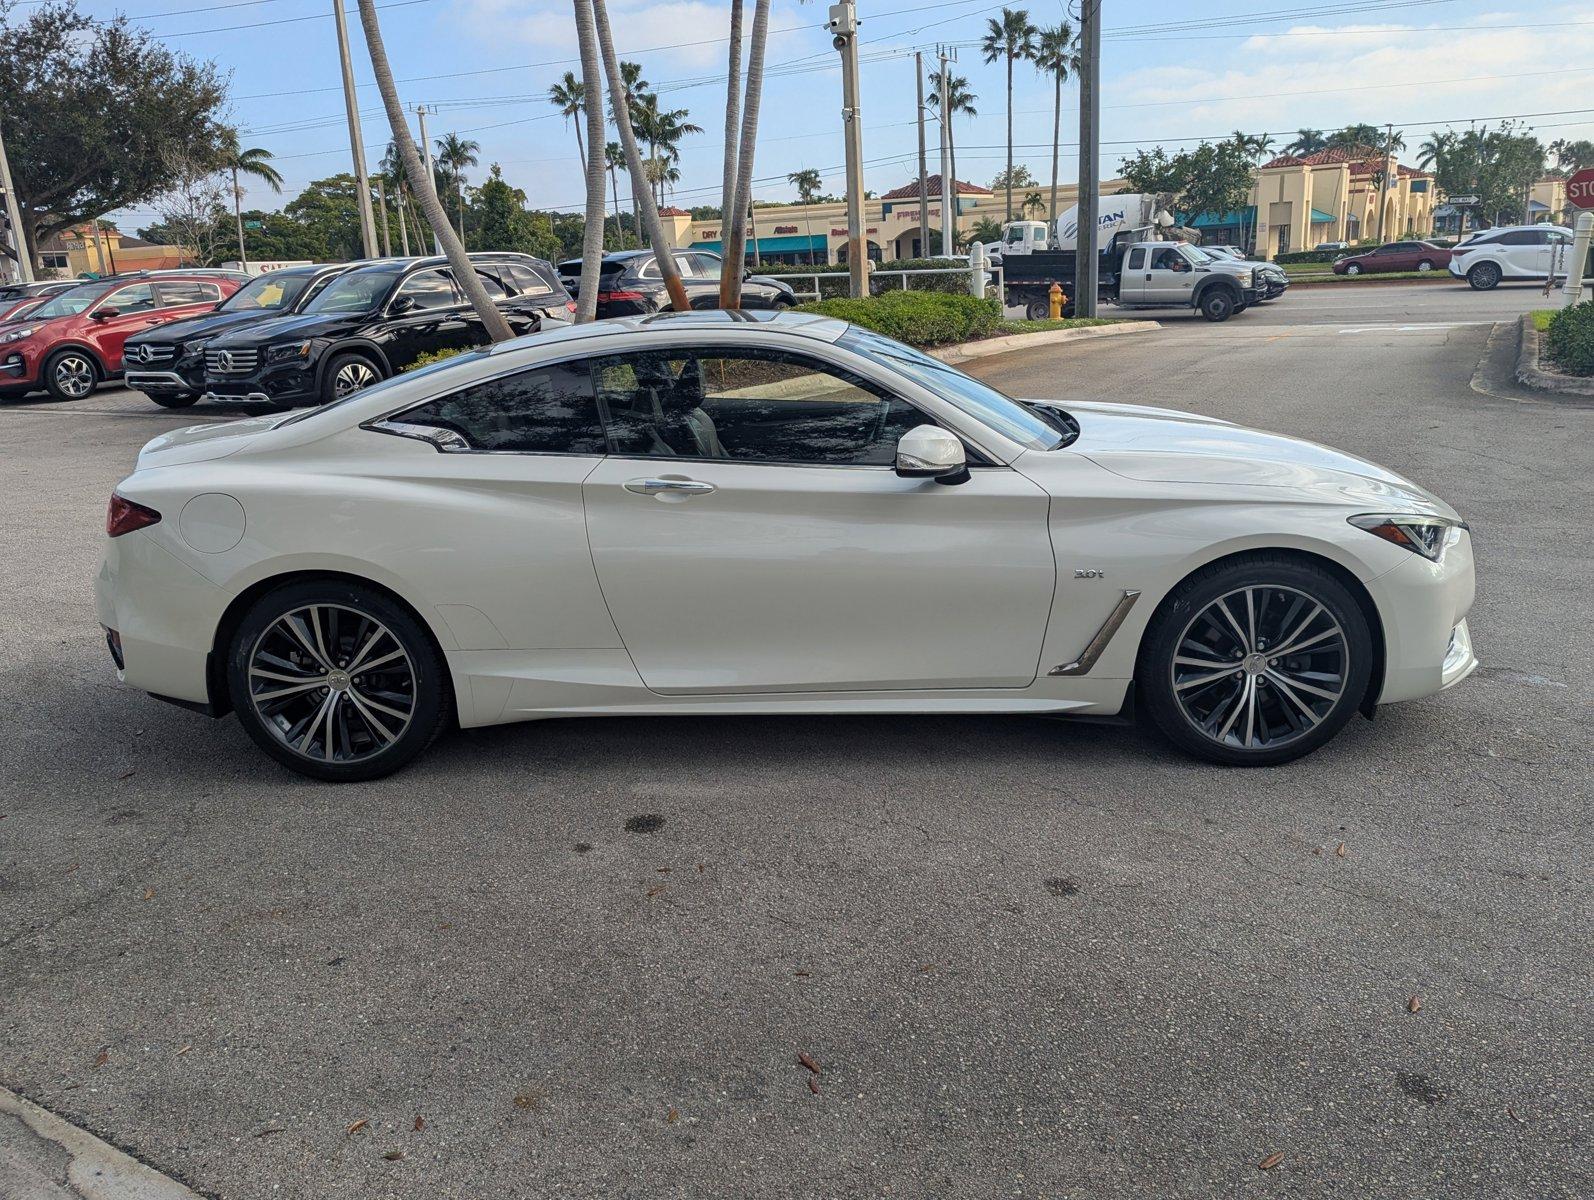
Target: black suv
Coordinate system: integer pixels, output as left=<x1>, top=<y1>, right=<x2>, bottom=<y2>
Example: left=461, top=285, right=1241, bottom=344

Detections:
left=200, top=253, right=573, bottom=408
left=557, top=249, right=797, bottom=318
left=123, top=263, right=360, bottom=408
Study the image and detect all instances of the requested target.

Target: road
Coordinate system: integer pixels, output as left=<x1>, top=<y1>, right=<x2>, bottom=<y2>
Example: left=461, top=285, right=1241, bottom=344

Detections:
left=1, top=283, right=1589, bottom=1200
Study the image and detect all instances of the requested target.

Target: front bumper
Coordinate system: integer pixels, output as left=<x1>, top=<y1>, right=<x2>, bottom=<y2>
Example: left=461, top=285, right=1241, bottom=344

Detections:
left=1364, top=528, right=1479, bottom=705
left=203, top=359, right=317, bottom=406
left=125, top=369, right=199, bottom=394
left=0, top=343, right=41, bottom=390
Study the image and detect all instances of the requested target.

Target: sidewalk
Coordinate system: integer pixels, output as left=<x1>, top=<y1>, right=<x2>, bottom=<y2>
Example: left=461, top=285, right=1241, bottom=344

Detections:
left=0, top=1088, right=201, bottom=1200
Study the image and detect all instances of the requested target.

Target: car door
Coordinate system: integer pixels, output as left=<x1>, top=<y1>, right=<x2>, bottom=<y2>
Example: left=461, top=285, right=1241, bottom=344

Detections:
left=1499, top=230, right=1549, bottom=277
left=1117, top=246, right=1149, bottom=303
left=580, top=342, right=1056, bottom=694
left=382, top=268, right=472, bottom=369
left=1142, top=245, right=1196, bottom=304
left=86, top=282, right=165, bottom=369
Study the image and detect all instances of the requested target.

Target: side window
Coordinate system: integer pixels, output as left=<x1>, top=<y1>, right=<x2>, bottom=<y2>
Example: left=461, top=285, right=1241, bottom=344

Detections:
left=637, top=257, right=661, bottom=279
left=1127, top=247, right=1146, bottom=270
left=394, top=269, right=458, bottom=311
left=507, top=263, right=554, bottom=297
left=676, top=254, right=700, bottom=277
left=1500, top=231, right=1539, bottom=246
left=473, top=270, right=509, bottom=300
left=1548, top=230, right=1571, bottom=245
left=589, top=348, right=927, bottom=465
left=105, top=283, right=156, bottom=314
left=397, top=363, right=606, bottom=454
left=1149, top=247, right=1182, bottom=270
left=155, top=281, right=220, bottom=306
left=693, top=251, right=723, bottom=276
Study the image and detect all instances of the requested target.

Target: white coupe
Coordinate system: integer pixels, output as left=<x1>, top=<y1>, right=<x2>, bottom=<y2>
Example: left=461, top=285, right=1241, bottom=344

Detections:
left=97, top=311, right=1478, bottom=781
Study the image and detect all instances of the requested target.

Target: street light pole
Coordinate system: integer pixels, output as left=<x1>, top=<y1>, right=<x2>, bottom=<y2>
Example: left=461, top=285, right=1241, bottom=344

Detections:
left=938, top=48, right=953, bottom=258
left=831, top=1, right=869, bottom=298
left=415, top=105, right=444, bottom=255
left=0, top=116, right=34, bottom=283
left=916, top=51, right=929, bottom=258
left=1075, top=0, right=1101, bottom=317
left=332, top=0, right=379, bottom=258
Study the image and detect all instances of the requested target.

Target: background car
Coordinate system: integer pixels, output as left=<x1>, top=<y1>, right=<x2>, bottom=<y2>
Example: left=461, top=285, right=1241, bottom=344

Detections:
left=199, top=253, right=573, bottom=408
left=123, top=263, right=359, bottom=408
left=1447, top=225, right=1581, bottom=290
left=558, top=249, right=797, bottom=317
left=0, top=280, right=75, bottom=323
left=1314, top=241, right=1349, bottom=252
left=1331, top=240, right=1452, bottom=276
left=0, top=271, right=245, bottom=401
left=98, top=310, right=1477, bottom=782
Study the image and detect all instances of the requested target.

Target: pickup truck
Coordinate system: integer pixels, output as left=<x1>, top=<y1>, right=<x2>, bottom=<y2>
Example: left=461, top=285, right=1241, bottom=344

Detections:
left=1004, top=239, right=1264, bottom=321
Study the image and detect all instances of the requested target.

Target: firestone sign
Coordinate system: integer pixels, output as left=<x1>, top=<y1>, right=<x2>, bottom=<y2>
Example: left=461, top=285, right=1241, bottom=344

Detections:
left=1567, top=168, right=1594, bottom=209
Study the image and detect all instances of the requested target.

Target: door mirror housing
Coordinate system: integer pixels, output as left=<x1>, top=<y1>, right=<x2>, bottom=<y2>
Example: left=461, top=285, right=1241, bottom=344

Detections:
left=389, top=295, right=417, bottom=315
left=92, top=307, right=119, bottom=320
left=895, top=424, right=969, bottom=484
left=743, top=267, right=753, bottom=280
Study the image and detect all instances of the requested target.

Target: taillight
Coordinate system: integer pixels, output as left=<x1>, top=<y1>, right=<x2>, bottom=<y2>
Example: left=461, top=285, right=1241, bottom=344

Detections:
left=107, top=493, right=161, bottom=537
left=596, top=290, right=645, bottom=302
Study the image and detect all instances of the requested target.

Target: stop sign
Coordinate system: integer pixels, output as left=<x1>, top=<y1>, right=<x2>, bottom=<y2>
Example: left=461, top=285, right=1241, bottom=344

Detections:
left=1568, top=167, right=1594, bottom=209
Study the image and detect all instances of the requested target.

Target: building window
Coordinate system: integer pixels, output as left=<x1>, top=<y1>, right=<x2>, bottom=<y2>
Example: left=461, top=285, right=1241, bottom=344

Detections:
left=40, top=252, right=69, bottom=270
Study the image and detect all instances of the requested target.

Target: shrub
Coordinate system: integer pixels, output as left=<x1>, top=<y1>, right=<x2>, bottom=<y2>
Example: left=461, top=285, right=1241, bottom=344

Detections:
left=406, top=347, right=468, bottom=372
left=1274, top=249, right=1350, bottom=265
left=796, top=291, right=1000, bottom=347
left=1544, top=300, right=1594, bottom=374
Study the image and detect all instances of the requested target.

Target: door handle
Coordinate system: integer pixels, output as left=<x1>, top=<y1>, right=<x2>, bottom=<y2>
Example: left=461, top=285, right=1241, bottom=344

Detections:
left=624, top=477, right=716, bottom=496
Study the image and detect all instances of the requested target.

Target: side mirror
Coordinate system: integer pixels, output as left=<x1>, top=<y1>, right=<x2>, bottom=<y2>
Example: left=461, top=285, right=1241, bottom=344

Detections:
left=895, top=424, right=968, bottom=484
left=390, top=295, right=417, bottom=315
left=92, top=307, right=119, bottom=319
left=743, top=267, right=753, bottom=280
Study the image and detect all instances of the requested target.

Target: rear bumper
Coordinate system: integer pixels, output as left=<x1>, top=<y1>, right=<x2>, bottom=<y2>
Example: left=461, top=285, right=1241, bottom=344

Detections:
left=96, top=530, right=228, bottom=707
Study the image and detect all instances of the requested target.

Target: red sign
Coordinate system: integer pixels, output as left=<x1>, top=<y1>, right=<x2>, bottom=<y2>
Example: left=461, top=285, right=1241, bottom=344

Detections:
left=1569, top=168, right=1594, bottom=209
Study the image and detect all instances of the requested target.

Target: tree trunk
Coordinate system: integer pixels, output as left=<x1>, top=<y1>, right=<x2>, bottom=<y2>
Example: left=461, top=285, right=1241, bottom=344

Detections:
left=1004, top=54, right=1013, bottom=223
left=1049, top=74, right=1060, bottom=229
left=232, top=166, right=247, bottom=268
left=457, top=181, right=466, bottom=244
left=591, top=0, right=689, bottom=310
left=718, top=0, right=744, bottom=306
left=573, top=0, right=607, bottom=323
left=573, top=111, right=587, bottom=175
left=354, top=0, right=513, bottom=342
left=396, top=181, right=411, bottom=255
left=722, top=0, right=771, bottom=307
left=608, top=165, right=622, bottom=247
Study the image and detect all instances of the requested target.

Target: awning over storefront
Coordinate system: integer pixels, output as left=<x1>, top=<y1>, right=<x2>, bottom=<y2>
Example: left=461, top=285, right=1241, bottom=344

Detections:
left=691, top=234, right=828, bottom=254
left=1182, top=206, right=1255, bottom=228
left=1310, top=207, right=1335, bottom=223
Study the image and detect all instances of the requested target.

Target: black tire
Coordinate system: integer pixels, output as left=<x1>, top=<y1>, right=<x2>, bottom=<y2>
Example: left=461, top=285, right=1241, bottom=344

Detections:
left=226, top=580, right=452, bottom=782
left=1344, top=262, right=1362, bottom=275
left=1136, top=554, right=1373, bottom=767
left=1198, top=288, right=1236, bottom=322
left=1467, top=261, right=1501, bottom=290
left=42, top=348, right=100, bottom=401
left=1416, top=259, right=1435, bottom=272
left=319, top=351, right=383, bottom=406
left=147, top=391, right=200, bottom=409
left=1025, top=298, right=1051, bottom=321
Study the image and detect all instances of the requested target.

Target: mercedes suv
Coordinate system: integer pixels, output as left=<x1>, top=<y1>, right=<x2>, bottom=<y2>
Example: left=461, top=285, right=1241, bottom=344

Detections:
left=123, top=263, right=360, bottom=408
left=200, top=253, right=574, bottom=408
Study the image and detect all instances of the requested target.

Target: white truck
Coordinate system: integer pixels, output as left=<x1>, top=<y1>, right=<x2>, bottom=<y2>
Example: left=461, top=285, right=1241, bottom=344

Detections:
left=985, top=193, right=1174, bottom=259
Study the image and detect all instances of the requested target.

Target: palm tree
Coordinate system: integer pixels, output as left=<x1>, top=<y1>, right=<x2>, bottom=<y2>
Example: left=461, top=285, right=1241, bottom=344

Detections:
left=572, top=0, right=607, bottom=324
left=1032, top=22, right=1076, bottom=234
left=788, top=168, right=822, bottom=204
left=590, top=0, right=689, bottom=310
left=218, top=132, right=283, bottom=269
left=981, top=8, right=1038, bottom=223
left=434, top=132, right=479, bottom=241
left=604, top=141, right=627, bottom=247
left=1286, top=129, right=1326, bottom=156
left=720, top=0, right=744, bottom=295
left=547, top=70, right=588, bottom=173
left=1023, top=190, right=1045, bottom=217
left=633, top=95, right=702, bottom=205
left=721, top=0, right=772, bottom=306
left=1416, top=130, right=1454, bottom=172
left=927, top=71, right=977, bottom=212
left=1233, top=130, right=1274, bottom=160
left=354, top=0, right=511, bottom=341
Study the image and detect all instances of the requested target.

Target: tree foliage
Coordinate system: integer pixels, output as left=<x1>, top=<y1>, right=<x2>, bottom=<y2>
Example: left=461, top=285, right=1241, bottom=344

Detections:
left=0, top=0, right=229, bottom=260
left=1421, top=123, right=1546, bottom=225
left=1118, top=141, right=1254, bottom=224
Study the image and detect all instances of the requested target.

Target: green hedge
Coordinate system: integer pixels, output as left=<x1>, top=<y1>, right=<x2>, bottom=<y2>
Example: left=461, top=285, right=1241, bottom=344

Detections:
left=1544, top=301, right=1594, bottom=375
left=1274, top=249, right=1350, bottom=265
left=796, top=291, right=1000, bottom=347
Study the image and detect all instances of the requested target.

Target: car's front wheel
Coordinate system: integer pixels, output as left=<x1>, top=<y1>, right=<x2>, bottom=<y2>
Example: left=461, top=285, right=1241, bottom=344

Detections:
left=43, top=349, right=99, bottom=401
left=1468, top=261, right=1502, bottom=290
left=320, top=351, right=383, bottom=405
left=1137, top=555, right=1373, bottom=766
left=1417, top=259, right=1435, bottom=272
left=1344, top=262, right=1362, bottom=275
left=227, top=581, right=452, bottom=781
left=1199, top=289, right=1236, bottom=321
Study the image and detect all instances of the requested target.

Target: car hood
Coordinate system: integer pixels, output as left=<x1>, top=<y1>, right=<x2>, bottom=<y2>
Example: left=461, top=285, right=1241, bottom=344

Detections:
left=126, top=309, right=283, bottom=345
left=1035, top=400, right=1455, bottom=514
left=208, top=311, right=358, bottom=346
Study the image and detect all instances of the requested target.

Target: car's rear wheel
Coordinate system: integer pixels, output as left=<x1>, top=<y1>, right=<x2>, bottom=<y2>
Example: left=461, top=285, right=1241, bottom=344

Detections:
left=1417, top=259, right=1435, bottom=272
left=1344, top=262, right=1362, bottom=275
left=42, top=349, right=99, bottom=401
left=1468, top=261, right=1502, bottom=290
left=320, top=351, right=382, bottom=405
left=226, top=581, right=451, bottom=782
left=1137, top=555, right=1373, bottom=766
left=147, top=392, right=200, bottom=409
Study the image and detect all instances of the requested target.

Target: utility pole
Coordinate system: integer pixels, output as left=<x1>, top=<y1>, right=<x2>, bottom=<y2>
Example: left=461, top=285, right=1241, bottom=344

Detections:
left=915, top=51, right=930, bottom=257
left=0, top=116, right=34, bottom=283
left=831, top=1, right=869, bottom=297
left=396, top=182, right=411, bottom=255
left=332, top=0, right=379, bottom=258
left=1075, top=0, right=1101, bottom=316
left=415, top=105, right=443, bottom=255
left=375, top=177, right=393, bottom=256
left=1376, top=121, right=1395, bottom=243
left=938, top=48, right=953, bottom=258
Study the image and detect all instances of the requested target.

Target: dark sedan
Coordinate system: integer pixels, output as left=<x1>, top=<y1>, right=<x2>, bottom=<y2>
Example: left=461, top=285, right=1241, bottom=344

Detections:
left=558, top=249, right=797, bottom=317
left=1331, top=240, right=1452, bottom=275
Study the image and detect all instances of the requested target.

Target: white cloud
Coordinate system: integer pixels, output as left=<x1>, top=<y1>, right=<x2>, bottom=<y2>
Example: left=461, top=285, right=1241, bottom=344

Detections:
left=458, top=0, right=778, bottom=72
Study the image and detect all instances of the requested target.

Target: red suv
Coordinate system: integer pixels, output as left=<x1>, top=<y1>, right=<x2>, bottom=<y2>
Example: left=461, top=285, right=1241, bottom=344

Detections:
left=0, top=271, right=247, bottom=401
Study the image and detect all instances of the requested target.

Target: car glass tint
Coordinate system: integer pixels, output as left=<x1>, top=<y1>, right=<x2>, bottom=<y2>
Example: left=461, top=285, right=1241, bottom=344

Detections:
left=589, top=348, right=926, bottom=465
left=1127, top=247, right=1145, bottom=269
left=30, top=283, right=116, bottom=319
left=222, top=273, right=313, bottom=312
left=306, top=266, right=405, bottom=313
left=398, top=362, right=606, bottom=453
left=507, top=263, right=554, bottom=296
left=397, top=270, right=458, bottom=310
left=474, top=271, right=509, bottom=300
left=106, top=284, right=157, bottom=313
left=156, top=281, right=220, bottom=306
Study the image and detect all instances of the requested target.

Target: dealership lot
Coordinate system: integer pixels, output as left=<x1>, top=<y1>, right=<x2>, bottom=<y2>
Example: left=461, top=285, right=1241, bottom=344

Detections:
left=1, top=285, right=1589, bottom=1199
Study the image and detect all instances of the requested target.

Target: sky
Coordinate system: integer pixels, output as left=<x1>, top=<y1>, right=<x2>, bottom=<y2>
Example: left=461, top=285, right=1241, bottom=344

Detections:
left=51, top=0, right=1594, bottom=232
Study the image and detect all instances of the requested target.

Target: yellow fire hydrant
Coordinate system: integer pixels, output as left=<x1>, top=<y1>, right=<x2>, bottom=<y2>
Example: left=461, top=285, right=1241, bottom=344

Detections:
left=1048, top=282, right=1065, bottom=319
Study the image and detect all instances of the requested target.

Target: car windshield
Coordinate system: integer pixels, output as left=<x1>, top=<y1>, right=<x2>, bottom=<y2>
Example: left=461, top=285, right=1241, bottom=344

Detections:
left=27, top=282, right=115, bottom=320
left=839, top=326, right=1064, bottom=451
left=303, top=266, right=404, bottom=314
left=221, top=272, right=316, bottom=313
left=1181, top=245, right=1214, bottom=264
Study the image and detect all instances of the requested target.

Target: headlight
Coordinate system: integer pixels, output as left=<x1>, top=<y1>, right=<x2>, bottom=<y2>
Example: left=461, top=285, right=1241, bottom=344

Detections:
left=0, top=326, right=35, bottom=344
left=1348, top=513, right=1466, bottom=561
left=266, top=341, right=312, bottom=363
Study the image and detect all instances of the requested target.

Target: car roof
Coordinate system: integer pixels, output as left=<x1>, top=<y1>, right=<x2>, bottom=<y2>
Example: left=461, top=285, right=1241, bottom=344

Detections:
left=484, top=308, right=846, bottom=355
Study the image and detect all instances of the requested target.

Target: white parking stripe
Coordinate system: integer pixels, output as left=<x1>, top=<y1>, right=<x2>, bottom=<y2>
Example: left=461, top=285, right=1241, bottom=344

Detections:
left=1336, top=322, right=1496, bottom=333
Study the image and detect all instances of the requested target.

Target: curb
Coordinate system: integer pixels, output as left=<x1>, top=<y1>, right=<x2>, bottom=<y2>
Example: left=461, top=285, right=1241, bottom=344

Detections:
left=930, top=320, right=1160, bottom=365
left=0, top=1087, right=203, bottom=1199
left=1513, top=313, right=1594, bottom=396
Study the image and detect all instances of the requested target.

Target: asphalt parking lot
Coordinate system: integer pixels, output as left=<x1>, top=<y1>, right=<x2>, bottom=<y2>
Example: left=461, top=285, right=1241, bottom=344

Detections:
left=1, top=283, right=1590, bottom=1199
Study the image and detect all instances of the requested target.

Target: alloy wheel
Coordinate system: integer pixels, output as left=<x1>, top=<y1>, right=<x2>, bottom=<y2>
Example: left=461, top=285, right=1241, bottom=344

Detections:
left=54, top=355, right=95, bottom=398
left=1169, top=585, right=1349, bottom=752
left=246, top=603, right=415, bottom=764
left=333, top=360, right=377, bottom=398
